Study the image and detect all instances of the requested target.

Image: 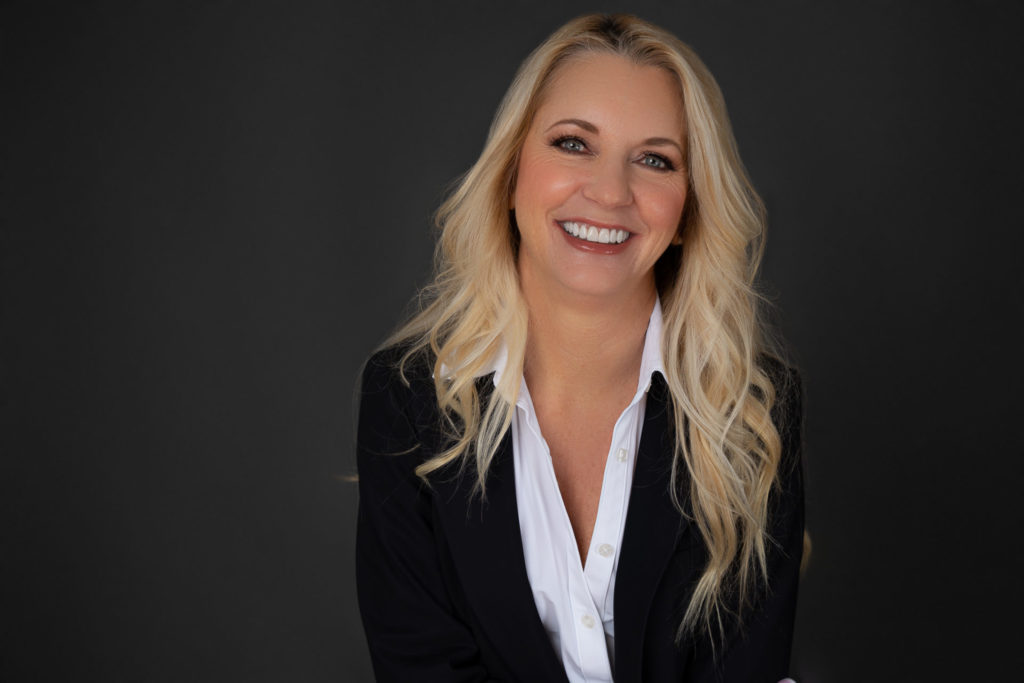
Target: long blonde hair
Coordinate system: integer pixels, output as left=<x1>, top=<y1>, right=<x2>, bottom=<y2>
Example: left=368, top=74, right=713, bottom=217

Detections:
left=384, top=13, right=791, bottom=640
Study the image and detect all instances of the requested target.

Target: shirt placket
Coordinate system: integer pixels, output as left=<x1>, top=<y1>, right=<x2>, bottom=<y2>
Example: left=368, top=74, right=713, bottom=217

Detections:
left=575, top=396, right=641, bottom=680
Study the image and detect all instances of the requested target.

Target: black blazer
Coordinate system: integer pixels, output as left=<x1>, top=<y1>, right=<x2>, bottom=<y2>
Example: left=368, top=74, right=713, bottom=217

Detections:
left=356, top=347, right=805, bottom=683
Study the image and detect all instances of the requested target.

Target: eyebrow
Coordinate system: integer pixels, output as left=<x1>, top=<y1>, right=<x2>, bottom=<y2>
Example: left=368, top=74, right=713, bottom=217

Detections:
left=545, top=118, right=684, bottom=155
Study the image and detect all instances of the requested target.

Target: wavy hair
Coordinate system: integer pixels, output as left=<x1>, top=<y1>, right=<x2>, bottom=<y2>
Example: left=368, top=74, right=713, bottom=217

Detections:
left=384, top=13, right=790, bottom=641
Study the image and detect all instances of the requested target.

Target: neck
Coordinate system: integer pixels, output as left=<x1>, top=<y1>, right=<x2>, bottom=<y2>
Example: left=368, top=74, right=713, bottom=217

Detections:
left=519, top=270, right=656, bottom=402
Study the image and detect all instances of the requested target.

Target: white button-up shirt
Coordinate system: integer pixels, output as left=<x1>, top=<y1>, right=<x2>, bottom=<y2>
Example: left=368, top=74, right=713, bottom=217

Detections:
left=485, top=300, right=665, bottom=682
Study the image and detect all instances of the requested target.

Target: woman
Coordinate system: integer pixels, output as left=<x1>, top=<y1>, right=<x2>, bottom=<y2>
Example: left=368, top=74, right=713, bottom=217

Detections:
left=356, top=13, right=804, bottom=683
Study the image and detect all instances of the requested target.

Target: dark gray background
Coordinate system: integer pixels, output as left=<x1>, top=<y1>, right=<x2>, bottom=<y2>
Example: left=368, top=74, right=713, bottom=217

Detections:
left=3, top=1, right=1022, bottom=681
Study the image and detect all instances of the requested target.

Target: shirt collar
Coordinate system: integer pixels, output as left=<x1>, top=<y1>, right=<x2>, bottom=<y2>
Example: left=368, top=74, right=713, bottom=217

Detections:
left=636, top=295, right=666, bottom=393
left=482, top=297, right=666, bottom=395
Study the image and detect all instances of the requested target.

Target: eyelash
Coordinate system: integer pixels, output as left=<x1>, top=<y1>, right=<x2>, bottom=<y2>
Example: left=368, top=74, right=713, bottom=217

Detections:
left=549, top=135, right=676, bottom=172
left=551, top=135, right=587, bottom=154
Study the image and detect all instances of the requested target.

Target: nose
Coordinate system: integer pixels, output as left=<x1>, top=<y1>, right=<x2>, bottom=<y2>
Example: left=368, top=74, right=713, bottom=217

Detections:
left=582, top=158, right=633, bottom=208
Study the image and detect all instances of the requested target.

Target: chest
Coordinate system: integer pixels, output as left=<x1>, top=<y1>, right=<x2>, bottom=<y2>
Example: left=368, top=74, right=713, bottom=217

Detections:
left=510, top=387, right=655, bottom=680
left=428, top=375, right=692, bottom=683
left=541, top=415, right=615, bottom=559
left=528, top=390, right=642, bottom=563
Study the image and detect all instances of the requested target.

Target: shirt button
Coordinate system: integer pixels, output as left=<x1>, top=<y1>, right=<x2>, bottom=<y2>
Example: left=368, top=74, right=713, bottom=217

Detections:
left=617, top=448, right=628, bottom=463
left=598, top=543, right=614, bottom=558
left=581, top=614, right=595, bottom=629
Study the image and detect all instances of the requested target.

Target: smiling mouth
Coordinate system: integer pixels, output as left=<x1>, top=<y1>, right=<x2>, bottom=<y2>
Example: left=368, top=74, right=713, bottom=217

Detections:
left=559, top=221, right=631, bottom=245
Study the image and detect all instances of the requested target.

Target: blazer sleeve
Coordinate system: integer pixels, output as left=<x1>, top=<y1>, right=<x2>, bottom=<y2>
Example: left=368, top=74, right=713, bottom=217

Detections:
left=688, top=366, right=806, bottom=683
left=355, top=351, right=502, bottom=683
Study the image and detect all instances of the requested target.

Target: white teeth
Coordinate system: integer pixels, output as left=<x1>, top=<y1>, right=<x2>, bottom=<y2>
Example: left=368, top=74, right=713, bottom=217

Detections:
left=560, top=221, right=630, bottom=245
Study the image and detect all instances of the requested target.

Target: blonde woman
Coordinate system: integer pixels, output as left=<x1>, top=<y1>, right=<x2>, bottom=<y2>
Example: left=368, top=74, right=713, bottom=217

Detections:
left=356, top=13, right=805, bottom=683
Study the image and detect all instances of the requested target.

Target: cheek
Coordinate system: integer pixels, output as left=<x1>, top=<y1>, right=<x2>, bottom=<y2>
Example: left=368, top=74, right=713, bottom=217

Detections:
left=514, top=154, right=576, bottom=214
left=639, top=183, right=688, bottom=237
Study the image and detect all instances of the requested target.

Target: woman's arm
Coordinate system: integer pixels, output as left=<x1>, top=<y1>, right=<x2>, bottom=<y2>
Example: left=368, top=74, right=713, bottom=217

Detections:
left=356, top=351, right=501, bottom=682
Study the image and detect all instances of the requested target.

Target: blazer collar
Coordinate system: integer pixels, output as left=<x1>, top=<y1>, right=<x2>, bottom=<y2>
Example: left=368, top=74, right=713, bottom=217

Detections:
left=613, top=375, right=692, bottom=683
left=430, top=379, right=570, bottom=683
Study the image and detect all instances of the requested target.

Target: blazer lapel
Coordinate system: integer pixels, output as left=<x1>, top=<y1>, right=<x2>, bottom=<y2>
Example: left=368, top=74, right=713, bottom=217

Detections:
left=613, top=376, right=692, bottom=683
left=431, top=384, right=569, bottom=682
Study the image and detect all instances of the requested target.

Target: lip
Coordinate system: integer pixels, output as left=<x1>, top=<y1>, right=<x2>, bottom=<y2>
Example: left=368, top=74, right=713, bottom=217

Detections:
left=554, top=218, right=633, bottom=255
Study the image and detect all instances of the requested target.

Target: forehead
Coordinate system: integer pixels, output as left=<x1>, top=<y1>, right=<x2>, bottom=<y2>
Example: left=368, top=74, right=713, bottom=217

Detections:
left=532, top=52, right=685, bottom=137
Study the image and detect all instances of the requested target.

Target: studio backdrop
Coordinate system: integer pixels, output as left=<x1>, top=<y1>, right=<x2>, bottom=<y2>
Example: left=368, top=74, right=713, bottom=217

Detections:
left=3, top=1, right=1022, bottom=681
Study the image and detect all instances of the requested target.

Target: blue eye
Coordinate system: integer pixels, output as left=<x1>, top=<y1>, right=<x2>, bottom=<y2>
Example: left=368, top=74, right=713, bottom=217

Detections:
left=640, top=153, right=673, bottom=171
left=553, top=136, right=587, bottom=153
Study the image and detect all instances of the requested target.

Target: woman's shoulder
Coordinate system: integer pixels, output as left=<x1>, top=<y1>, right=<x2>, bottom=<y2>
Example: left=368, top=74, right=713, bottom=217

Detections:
left=361, top=342, right=435, bottom=396
left=757, top=352, right=800, bottom=392
left=359, top=342, right=443, bottom=441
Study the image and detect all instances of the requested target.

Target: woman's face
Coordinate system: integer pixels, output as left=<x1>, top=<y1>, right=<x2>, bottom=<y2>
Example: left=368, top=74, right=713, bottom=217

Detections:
left=512, top=52, right=688, bottom=304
